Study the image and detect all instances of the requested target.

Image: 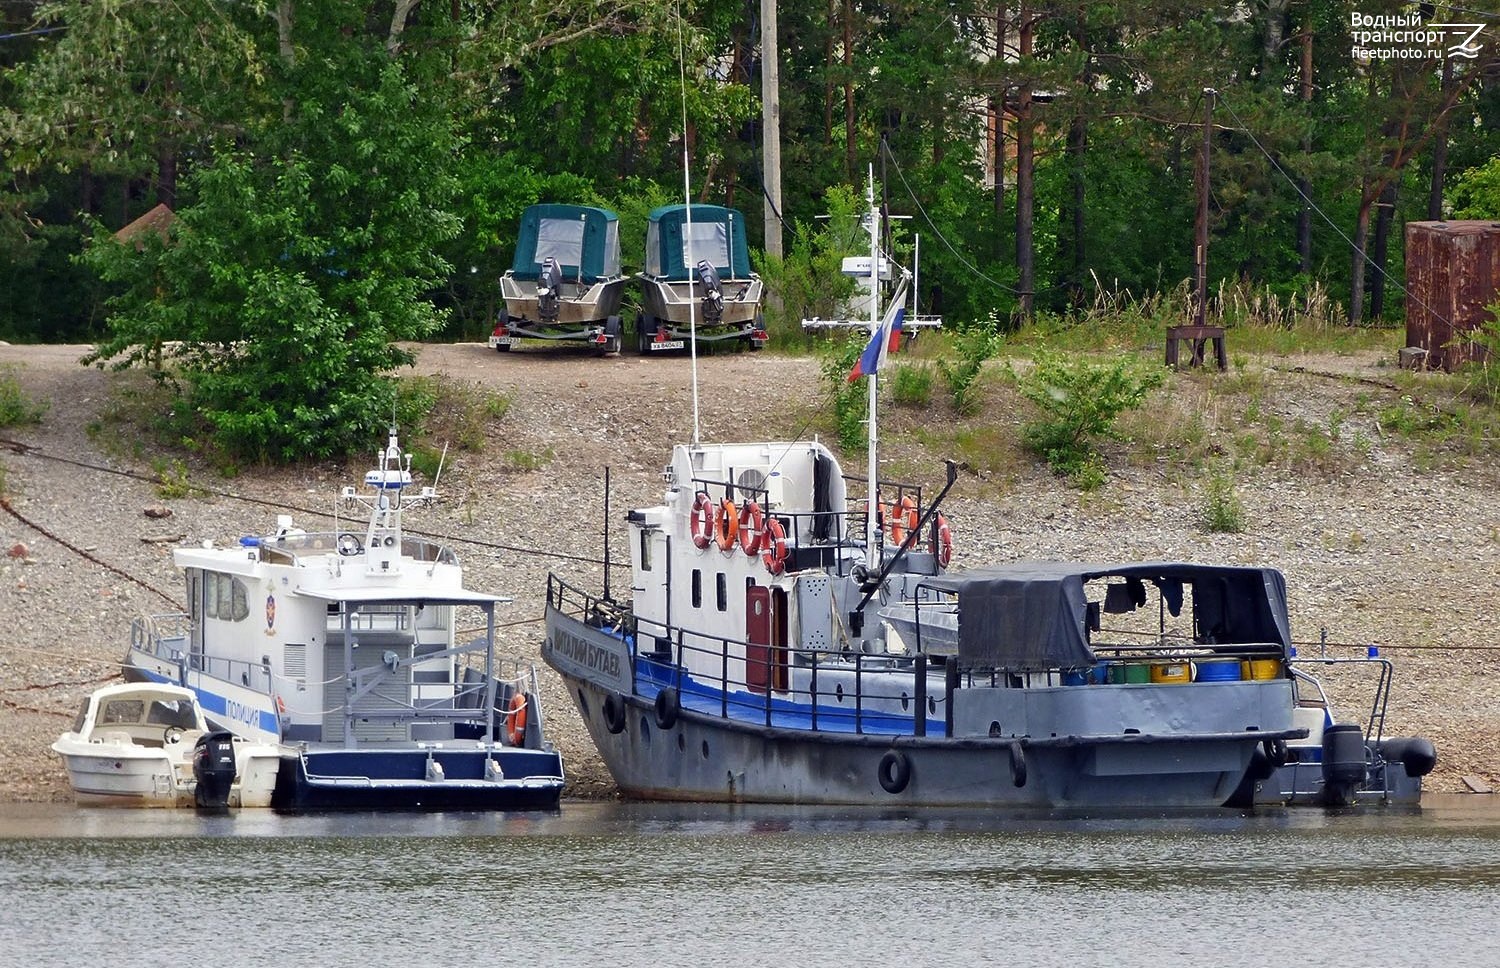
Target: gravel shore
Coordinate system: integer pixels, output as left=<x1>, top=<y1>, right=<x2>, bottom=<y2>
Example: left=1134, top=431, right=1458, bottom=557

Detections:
left=1, top=341, right=1496, bottom=803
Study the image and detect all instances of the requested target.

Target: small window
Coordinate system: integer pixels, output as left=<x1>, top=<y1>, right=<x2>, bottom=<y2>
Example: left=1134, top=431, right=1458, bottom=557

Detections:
left=230, top=578, right=249, bottom=621
left=716, top=573, right=727, bottom=612
left=640, top=530, right=652, bottom=572
left=204, top=572, right=219, bottom=620
left=691, top=569, right=702, bottom=609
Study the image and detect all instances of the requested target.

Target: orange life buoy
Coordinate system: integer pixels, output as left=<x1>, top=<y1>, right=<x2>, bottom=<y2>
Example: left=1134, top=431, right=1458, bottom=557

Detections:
left=931, top=512, right=953, bottom=568
left=762, top=517, right=789, bottom=575
left=689, top=491, right=714, bottom=549
left=738, top=501, right=765, bottom=555
left=505, top=692, right=528, bottom=746
left=715, top=498, right=740, bottom=553
left=888, top=495, right=918, bottom=546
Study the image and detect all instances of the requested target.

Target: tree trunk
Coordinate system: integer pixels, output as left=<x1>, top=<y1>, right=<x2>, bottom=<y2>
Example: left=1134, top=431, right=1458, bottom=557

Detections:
left=991, top=4, right=1007, bottom=222
left=843, top=0, right=855, bottom=177
left=1064, top=115, right=1086, bottom=306
left=1428, top=54, right=1453, bottom=219
left=156, top=147, right=177, bottom=208
left=1297, top=23, right=1312, bottom=274
left=1369, top=179, right=1398, bottom=319
left=1348, top=191, right=1376, bottom=324
left=1015, top=7, right=1034, bottom=318
left=823, top=0, right=835, bottom=145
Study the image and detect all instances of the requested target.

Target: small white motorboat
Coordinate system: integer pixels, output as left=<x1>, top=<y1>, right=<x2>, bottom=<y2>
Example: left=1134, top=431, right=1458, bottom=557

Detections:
left=52, top=682, right=280, bottom=808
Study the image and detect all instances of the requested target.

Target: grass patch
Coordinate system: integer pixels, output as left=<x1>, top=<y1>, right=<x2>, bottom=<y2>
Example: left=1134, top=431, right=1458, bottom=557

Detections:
left=1199, top=467, right=1246, bottom=533
left=0, top=367, right=47, bottom=427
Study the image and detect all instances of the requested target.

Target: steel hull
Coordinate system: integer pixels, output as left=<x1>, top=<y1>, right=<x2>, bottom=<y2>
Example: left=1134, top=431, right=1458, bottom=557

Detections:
left=546, top=609, right=1272, bottom=810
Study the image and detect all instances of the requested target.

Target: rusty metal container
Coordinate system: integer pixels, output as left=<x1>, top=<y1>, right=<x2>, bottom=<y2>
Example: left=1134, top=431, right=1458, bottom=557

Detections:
left=1404, top=220, right=1500, bottom=372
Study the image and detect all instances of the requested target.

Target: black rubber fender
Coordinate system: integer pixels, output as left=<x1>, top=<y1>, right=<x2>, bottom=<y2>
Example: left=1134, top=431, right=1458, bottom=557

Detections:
left=1263, top=737, right=1289, bottom=769
left=1380, top=736, right=1438, bottom=778
left=653, top=687, right=680, bottom=730
left=1008, top=741, right=1028, bottom=788
left=602, top=692, right=627, bottom=735
left=877, top=749, right=911, bottom=794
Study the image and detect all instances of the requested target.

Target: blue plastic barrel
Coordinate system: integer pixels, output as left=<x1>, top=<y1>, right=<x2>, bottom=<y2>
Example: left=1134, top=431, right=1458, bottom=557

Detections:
left=1194, top=658, right=1242, bottom=682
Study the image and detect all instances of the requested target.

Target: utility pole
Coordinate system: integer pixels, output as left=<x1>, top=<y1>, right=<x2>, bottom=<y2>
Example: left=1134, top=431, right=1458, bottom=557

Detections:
left=761, top=0, right=783, bottom=261
left=1194, top=88, right=1215, bottom=328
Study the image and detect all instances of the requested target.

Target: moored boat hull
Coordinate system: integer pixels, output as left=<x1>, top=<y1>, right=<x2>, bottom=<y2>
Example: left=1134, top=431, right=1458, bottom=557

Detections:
left=271, top=748, right=564, bottom=812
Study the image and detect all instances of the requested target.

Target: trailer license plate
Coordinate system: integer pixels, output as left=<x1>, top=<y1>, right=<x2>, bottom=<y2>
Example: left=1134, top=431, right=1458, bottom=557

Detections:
left=490, top=336, right=521, bottom=347
left=650, top=340, right=685, bottom=351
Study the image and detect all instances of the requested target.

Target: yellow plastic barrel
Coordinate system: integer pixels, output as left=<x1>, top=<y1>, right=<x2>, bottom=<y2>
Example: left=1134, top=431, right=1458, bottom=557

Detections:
left=1149, top=661, right=1191, bottom=684
left=1241, top=658, right=1281, bottom=680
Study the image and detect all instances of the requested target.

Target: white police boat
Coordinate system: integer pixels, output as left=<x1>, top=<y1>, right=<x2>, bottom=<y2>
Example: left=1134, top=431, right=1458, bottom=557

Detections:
left=123, top=429, right=565, bottom=811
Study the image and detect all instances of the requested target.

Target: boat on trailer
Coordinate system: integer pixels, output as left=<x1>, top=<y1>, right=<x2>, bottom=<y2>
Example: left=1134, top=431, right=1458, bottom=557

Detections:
left=491, top=203, right=627, bottom=355
left=543, top=179, right=1435, bottom=811
left=636, top=204, right=767, bottom=353
left=123, top=429, right=565, bottom=811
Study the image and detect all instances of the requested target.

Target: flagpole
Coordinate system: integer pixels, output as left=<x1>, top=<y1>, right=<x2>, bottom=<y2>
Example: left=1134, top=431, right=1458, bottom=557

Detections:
left=865, top=166, right=881, bottom=574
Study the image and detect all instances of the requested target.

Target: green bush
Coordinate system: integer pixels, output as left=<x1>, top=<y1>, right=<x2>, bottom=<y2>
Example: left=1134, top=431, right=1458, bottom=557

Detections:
left=936, top=313, right=1004, bottom=415
left=819, top=332, right=869, bottom=451
left=890, top=362, right=934, bottom=407
left=1200, top=468, right=1246, bottom=534
left=0, top=367, right=47, bottom=427
left=1016, top=349, right=1164, bottom=487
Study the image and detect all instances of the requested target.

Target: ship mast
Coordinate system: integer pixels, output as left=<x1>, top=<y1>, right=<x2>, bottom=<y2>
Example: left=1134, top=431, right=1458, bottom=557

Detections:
left=864, top=167, right=882, bottom=573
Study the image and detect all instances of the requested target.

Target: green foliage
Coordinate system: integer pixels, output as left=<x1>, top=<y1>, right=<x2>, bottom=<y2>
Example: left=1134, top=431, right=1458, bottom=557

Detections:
left=1199, top=468, right=1246, bottom=534
left=149, top=457, right=200, bottom=499
left=1015, top=348, right=1165, bottom=487
left=0, top=367, right=47, bottom=426
left=1453, top=305, right=1500, bottom=407
left=83, top=62, right=460, bottom=463
left=936, top=313, right=1004, bottom=415
left=818, top=332, right=868, bottom=451
left=754, top=184, right=862, bottom=345
left=889, top=362, right=934, bottom=408
left=1449, top=158, right=1500, bottom=218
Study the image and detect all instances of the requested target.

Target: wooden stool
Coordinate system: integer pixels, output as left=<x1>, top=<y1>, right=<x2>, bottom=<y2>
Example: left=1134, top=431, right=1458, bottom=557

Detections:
left=1165, top=325, right=1227, bottom=370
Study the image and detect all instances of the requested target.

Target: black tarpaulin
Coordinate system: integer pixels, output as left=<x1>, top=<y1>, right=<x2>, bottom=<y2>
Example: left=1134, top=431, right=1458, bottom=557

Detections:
left=922, top=561, right=1293, bottom=671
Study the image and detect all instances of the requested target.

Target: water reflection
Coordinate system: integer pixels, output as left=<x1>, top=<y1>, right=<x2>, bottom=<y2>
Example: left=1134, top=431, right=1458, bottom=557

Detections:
left=2, top=797, right=1498, bottom=968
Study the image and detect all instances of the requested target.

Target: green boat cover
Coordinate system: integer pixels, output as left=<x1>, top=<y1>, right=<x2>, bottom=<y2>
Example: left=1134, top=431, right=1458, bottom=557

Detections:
left=644, top=204, right=753, bottom=281
left=510, top=204, right=620, bottom=282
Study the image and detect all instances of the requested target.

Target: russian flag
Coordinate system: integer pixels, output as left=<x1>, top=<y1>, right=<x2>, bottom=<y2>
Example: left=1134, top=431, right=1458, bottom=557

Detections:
left=846, top=304, right=905, bottom=382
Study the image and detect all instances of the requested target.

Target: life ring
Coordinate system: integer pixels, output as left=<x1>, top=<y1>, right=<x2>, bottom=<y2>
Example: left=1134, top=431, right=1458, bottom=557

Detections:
left=888, top=496, right=918, bottom=546
left=505, top=692, right=529, bottom=746
left=715, top=498, right=740, bottom=553
left=738, top=501, right=765, bottom=555
left=761, top=518, right=788, bottom=575
left=602, top=692, right=627, bottom=735
left=930, top=513, right=953, bottom=568
left=654, top=687, right=681, bottom=729
left=877, top=749, right=911, bottom=794
left=689, top=491, right=714, bottom=550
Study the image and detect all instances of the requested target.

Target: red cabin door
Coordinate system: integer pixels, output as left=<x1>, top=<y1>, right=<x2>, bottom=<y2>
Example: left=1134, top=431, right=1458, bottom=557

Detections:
left=745, top=586, right=787, bottom=693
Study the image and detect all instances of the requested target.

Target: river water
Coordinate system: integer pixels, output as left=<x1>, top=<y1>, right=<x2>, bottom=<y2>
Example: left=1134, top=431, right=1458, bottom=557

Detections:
left=2, top=796, right=1498, bottom=968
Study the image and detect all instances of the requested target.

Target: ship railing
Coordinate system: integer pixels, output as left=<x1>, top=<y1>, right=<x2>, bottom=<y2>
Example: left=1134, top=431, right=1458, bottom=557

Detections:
left=251, top=530, right=457, bottom=567
left=548, top=574, right=942, bottom=736
left=1287, top=652, right=1396, bottom=744
left=129, top=613, right=192, bottom=662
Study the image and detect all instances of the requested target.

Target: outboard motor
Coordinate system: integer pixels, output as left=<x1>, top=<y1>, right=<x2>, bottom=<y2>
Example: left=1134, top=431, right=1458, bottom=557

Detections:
left=193, top=730, right=239, bottom=810
left=537, top=257, right=563, bottom=321
left=695, top=260, right=725, bottom=323
left=1321, top=723, right=1368, bottom=807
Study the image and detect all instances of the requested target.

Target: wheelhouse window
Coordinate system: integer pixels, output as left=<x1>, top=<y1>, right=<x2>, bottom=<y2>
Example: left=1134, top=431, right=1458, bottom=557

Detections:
left=691, top=569, right=702, bottom=609
left=640, top=530, right=652, bottom=572
left=716, top=573, right=727, bottom=612
left=202, top=570, right=250, bottom=622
